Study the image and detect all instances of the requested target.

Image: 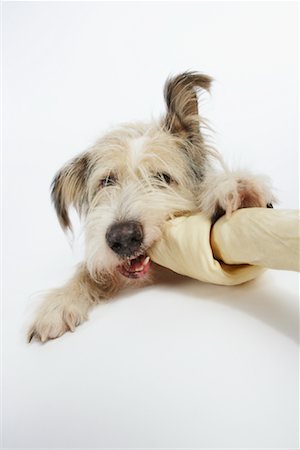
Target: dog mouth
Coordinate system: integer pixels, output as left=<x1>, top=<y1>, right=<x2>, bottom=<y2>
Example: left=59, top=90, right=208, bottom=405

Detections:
left=117, top=254, right=151, bottom=279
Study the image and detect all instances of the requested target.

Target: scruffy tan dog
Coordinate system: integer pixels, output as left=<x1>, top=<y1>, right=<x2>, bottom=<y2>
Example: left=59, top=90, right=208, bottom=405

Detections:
left=28, top=72, right=274, bottom=342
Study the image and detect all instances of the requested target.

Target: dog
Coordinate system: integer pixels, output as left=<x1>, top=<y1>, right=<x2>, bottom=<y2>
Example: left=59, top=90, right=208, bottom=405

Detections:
left=28, top=72, right=275, bottom=342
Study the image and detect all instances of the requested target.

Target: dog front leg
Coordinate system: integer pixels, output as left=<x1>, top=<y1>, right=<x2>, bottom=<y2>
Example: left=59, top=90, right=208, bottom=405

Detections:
left=28, top=263, right=117, bottom=342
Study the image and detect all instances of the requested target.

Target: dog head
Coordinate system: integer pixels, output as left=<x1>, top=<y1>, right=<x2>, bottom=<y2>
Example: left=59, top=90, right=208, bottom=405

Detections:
left=51, top=72, right=212, bottom=280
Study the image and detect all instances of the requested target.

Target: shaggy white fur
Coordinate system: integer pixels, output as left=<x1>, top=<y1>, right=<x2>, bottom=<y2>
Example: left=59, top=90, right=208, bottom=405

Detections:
left=28, top=72, right=275, bottom=342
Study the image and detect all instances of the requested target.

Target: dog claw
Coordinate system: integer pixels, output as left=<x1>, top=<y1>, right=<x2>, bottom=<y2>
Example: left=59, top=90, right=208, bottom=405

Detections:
left=211, top=206, right=225, bottom=225
left=27, top=331, right=34, bottom=343
left=27, top=329, right=43, bottom=343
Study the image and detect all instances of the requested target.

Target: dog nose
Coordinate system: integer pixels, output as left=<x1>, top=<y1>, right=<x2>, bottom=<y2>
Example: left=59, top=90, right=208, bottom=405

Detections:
left=106, top=221, right=144, bottom=257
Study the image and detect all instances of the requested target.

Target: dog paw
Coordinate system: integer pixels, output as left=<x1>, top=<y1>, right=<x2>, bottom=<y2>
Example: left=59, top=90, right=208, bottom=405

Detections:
left=199, top=171, right=276, bottom=222
left=28, top=295, right=88, bottom=343
left=223, top=177, right=274, bottom=214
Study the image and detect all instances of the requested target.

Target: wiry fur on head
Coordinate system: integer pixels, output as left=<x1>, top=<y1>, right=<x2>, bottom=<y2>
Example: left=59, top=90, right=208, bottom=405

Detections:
left=50, top=71, right=274, bottom=281
left=51, top=72, right=213, bottom=279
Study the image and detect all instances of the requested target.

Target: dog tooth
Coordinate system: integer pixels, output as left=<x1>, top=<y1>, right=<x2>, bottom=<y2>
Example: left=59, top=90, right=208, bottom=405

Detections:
left=143, top=256, right=150, bottom=266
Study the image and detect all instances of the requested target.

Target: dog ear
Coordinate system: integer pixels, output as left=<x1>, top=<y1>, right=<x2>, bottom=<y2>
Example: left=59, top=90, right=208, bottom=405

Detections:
left=163, top=71, right=212, bottom=139
left=51, top=153, right=90, bottom=231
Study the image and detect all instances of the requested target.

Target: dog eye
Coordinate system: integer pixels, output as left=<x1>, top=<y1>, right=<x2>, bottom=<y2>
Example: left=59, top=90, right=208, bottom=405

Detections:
left=155, top=172, right=173, bottom=185
left=99, top=175, right=117, bottom=188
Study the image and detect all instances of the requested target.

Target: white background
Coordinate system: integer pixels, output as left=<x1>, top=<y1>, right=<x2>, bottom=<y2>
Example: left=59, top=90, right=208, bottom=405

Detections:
left=2, top=2, right=299, bottom=449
